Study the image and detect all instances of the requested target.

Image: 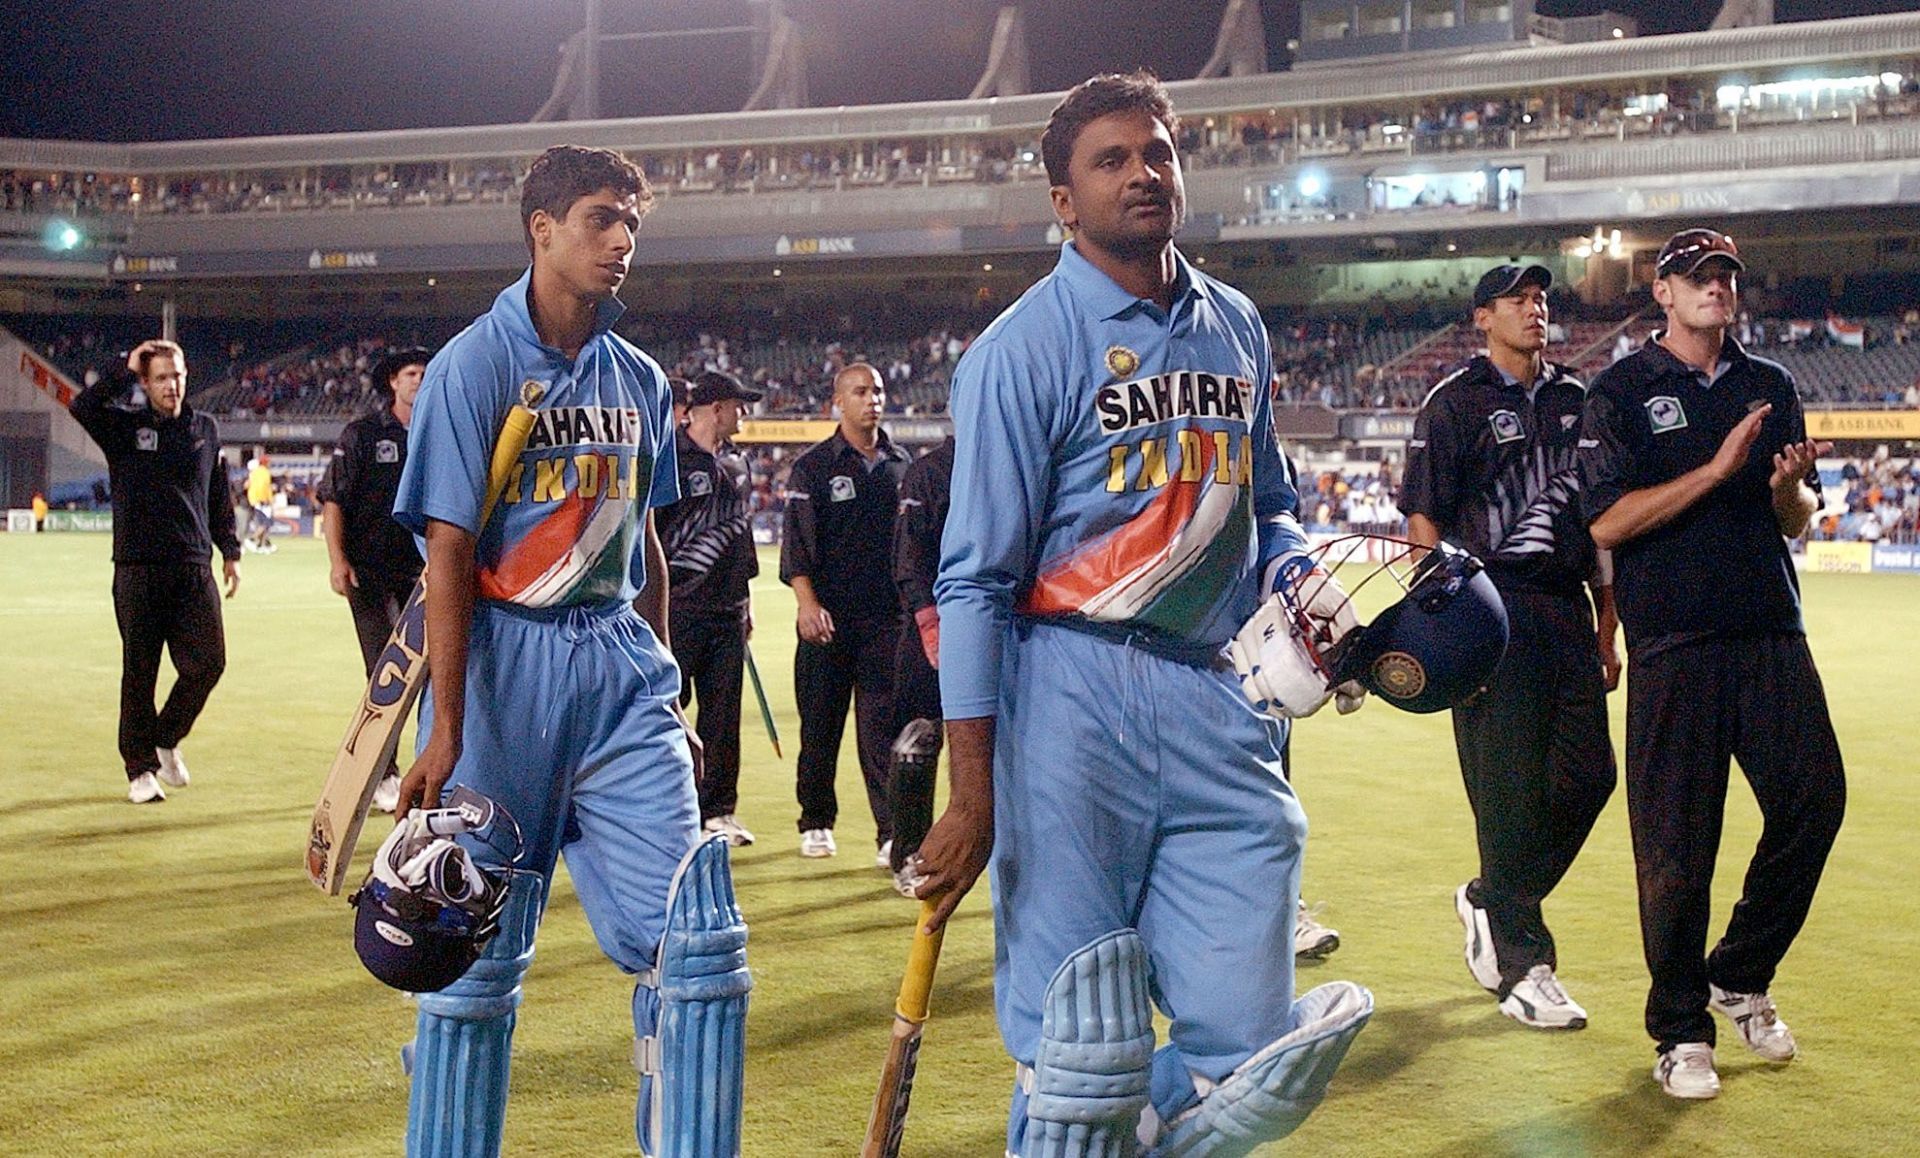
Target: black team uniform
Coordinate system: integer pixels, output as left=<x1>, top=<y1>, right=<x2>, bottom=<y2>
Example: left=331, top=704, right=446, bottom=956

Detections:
left=1582, top=333, right=1845, bottom=1056
left=659, top=410, right=760, bottom=828
left=885, top=436, right=954, bottom=875
left=317, top=402, right=422, bottom=673
left=71, top=368, right=240, bottom=784
left=1401, top=353, right=1616, bottom=998
left=779, top=427, right=911, bottom=843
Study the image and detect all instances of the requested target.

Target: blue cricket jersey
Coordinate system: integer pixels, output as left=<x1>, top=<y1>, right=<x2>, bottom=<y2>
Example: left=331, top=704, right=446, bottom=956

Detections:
left=394, top=269, right=679, bottom=610
left=936, top=242, right=1307, bottom=720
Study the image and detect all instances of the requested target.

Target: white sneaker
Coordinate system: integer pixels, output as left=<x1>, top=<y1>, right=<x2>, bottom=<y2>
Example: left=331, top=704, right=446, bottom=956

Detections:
left=371, top=771, right=401, bottom=814
left=876, top=839, right=893, bottom=870
left=703, top=814, right=756, bottom=847
left=1455, top=883, right=1502, bottom=993
left=893, top=864, right=924, bottom=899
left=1294, top=900, right=1340, bottom=959
left=800, top=828, right=837, bottom=858
left=1655, top=1042, right=1721, bottom=1099
left=1710, top=984, right=1798, bottom=1062
left=127, top=772, right=166, bottom=804
left=155, top=747, right=190, bottom=788
left=1499, top=964, right=1589, bottom=1030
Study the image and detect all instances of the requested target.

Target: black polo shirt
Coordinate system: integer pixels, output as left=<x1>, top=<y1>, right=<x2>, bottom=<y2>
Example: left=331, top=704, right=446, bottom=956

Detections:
left=316, top=404, right=421, bottom=581
left=779, top=427, right=911, bottom=621
left=1400, top=356, right=1597, bottom=596
left=893, top=436, right=955, bottom=616
left=70, top=370, right=240, bottom=566
left=1580, top=334, right=1816, bottom=650
left=658, top=427, right=759, bottom=621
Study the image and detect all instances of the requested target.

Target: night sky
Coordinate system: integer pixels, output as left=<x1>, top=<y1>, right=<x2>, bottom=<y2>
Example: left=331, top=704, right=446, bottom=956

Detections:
left=5, top=0, right=1915, bottom=142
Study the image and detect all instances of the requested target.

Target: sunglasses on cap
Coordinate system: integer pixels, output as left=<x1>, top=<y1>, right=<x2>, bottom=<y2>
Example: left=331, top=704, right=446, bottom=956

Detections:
left=1657, top=230, right=1744, bottom=279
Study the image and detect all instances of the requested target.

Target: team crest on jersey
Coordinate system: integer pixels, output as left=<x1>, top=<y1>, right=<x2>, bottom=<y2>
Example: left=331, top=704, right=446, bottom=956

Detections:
left=1105, top=345, right=1141, bottom=379
left=375, top=439, right=400, bottom=463
left=687, top=471, right=713, bottom=497
left=135, top=428, right=158, bottom=451
left=1488, top=409, right=1525, bottom=444
left=829, top=475, right=856, bottom=502
left=1647, top=396, right=1688, bottom=434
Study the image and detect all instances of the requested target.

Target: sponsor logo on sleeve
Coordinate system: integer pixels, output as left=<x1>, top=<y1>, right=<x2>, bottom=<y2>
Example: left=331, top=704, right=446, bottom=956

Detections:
left=135, top=428, right=158, bottom=451
left=375, top=439, right=400, bottom=463
left=687, top=471, right=713, bottom=497
left=829, top=475, right=856, bottom=502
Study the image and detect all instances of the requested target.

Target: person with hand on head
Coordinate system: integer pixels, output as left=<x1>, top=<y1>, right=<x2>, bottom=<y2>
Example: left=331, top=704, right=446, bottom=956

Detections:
left=70, top=338, right=241, bottom=803
left=1401, top=263, right=1619, bottom=1032
left=1581, top=227, right=1845, bottom=1101
left=317, top=345, right=432, bottom=813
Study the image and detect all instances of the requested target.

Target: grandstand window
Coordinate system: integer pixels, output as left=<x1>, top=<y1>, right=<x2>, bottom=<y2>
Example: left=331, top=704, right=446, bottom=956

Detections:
left=1467, top=0, right=1511, bottom=25
left=1359, top=3, right=1404, bottom=36
left=1415, top=0, right=1458, bottom=30
left=1309, top=9, right=1353, bottom=41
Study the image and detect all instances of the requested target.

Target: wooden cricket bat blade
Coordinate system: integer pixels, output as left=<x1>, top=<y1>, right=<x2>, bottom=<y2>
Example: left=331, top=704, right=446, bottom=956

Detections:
left=862, top=901, right=946, bottom=1158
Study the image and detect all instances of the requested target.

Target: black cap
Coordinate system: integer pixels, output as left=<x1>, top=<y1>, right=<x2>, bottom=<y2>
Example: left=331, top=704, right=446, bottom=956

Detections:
left=1472, top=264, right=1552, bottom=310
left=687, top=369, right=763, bottom=407
left=370, top=347, right=433, bottom=395
left=1656, top=228, right=1744, bottom=279
left=669, top=376, right=693, bottom=409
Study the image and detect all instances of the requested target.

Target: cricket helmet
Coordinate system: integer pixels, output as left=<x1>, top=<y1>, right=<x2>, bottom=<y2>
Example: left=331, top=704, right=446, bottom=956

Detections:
left=350, top=787, right=522, bottom=993
left=1321, top=539, right=1509, bottom=714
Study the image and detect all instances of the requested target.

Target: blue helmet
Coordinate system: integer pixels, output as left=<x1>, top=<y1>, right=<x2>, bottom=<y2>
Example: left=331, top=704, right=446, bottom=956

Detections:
left=1325, top=542, right=1508, bottom=714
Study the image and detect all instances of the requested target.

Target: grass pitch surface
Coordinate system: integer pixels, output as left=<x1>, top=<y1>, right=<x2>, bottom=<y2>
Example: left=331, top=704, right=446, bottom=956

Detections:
left=0, top=534, right=1914, bottom=1156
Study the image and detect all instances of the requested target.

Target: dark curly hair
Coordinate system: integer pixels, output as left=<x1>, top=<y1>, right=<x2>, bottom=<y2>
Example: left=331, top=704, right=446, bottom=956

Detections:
left=1040, top=70, right=1179, bottom=187
left=519, top=144, right=652, bottom=256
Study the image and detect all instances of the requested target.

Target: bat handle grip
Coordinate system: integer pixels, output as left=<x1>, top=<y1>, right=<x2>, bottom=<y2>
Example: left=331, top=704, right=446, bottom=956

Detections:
left=895, top=901, right=945, bottom=1024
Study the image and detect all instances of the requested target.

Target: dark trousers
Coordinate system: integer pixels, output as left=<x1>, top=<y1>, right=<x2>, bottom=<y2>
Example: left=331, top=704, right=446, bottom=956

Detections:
left=886, top=617, right=944, bottom=869
left=674, top=613, right=747, bottom=820
left=345, top=566, right=419, bottom=779
left=1454, top=589, right=1616, bottom=992
left=346, top=566, right=419, bottom=675
left=794, top=614, right=898, bottom=839
left=112, top=563, right=226, bottom=779
left=1626, top=633, right=1845, bottom=1050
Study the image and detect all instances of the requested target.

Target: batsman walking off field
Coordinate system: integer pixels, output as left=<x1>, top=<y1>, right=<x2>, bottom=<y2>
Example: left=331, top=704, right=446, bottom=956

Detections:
left=390, top=145, right=749, bottom=1157
left=914, top=73, right=1370, bottom=1157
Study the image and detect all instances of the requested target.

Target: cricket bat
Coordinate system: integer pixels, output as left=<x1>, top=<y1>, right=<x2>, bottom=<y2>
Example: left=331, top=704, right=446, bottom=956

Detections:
left=305, top=381, right=544, bottom=894
left=744, top=644, right=782, bottom=759
left=861, top=901, right=947, bottom=1158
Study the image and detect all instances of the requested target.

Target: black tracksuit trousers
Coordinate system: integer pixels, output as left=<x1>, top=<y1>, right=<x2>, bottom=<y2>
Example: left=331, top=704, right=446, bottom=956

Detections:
left=112, top=563, right=226, bottom=779
left=1626, top=632, right=1845, bottom=1051
left=794, top=614, right=898, bottom=840
left=676, top=613, right=748, bottom=821
left=1454, top=588, right=1617, bottom=994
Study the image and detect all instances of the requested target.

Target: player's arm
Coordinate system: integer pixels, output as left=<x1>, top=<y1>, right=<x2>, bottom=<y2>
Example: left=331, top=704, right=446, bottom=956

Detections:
left=780, top=461, right=834, bottom=643
left=1585, top=394, right=1772, bottom=551
left=634, top=508, right=671, bottom=649
left=398, top=519, right=477, bottom=817
left=1399, top=389, right=1454, bottom=553
left=1769, top=387, right=1827, bottom=538
left=1591, top=570, right=1621, bottom=691
left=893, top=465, right=943, bottom=666
left=67, top=363, right=136, bottom=448
left=317, top=437, right=356, bottom=595
left=206, top=429, right=242, bottom=596
left=919, top=340, right=1052, bottom=932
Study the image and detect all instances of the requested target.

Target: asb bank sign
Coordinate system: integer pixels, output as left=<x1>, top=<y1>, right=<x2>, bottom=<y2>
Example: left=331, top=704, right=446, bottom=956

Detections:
left=774, top=235, right=856, bottom=256
left=310, top=249, right=379, bottom=270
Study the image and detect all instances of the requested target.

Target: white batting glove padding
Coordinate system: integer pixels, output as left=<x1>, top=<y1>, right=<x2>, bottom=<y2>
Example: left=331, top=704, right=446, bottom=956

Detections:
left=1228, top=592, right=1335, bottom=719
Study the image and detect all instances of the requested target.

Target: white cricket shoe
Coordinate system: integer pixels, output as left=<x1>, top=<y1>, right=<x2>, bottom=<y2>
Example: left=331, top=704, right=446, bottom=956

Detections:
left=1655, top=1043, right=1721, bottom=1100
left=155, top=747, right=190, bottom=788
left=127, top=772, right=166, bottom=804
left=1456, top=883, right=1502, bottom=993
left=371, top=771, right=401, bottom=815
left=1499, top=964, right=1588, bottom=1030
left=800, top=828, right=837, bottom=858
left=1294, top=900, right=1340, bottom=959
left=1710, top=985, right=1798, bottom=1062
left=876, top=839, right=893, bottom=870
left=703, top=814, right=756, bottom=847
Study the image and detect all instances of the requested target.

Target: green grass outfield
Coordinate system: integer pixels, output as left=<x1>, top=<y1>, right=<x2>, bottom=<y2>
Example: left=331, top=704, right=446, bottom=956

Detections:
left=1, top=534, right=1915, bottom=1156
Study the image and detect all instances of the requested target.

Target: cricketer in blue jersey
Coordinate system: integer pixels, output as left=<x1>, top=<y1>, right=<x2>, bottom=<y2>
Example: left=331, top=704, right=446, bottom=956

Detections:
left=913, top=74, right=1372, bottom=1157
left=386, top=146, right=750, bottom=1158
